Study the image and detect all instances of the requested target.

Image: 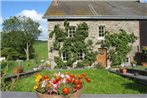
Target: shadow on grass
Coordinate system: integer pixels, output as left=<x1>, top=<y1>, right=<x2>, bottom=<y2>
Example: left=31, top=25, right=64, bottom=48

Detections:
left=122, top=82, right=147, bottom=93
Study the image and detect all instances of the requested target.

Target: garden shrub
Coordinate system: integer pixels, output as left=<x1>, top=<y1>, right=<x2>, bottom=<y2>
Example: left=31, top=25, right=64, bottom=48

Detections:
left=54, top=57, right=66, bottom=69
left=0, top=78, right=16, bottom=91
left=101, top=29, right=137, bottom=66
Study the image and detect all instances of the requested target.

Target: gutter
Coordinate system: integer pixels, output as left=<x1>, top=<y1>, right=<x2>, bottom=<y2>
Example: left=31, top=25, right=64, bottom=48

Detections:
left=42, top=15, right=147, bottom=20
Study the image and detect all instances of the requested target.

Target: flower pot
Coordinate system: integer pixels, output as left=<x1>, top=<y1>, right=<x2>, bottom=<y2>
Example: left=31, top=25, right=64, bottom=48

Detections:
left=142, top=62, right=147, bottom=66
left=36, top=89, right=82, bottom=98
left=120, top=69, right=127, bottom=74
left=13, top=66, right=23, bottom=75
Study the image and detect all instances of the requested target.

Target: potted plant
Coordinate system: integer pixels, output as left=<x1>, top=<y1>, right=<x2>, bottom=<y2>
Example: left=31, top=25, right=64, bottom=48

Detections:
left=34, top=72, right=91, bottom=98
left=13, top=65, right=24, bottom=75
left=119, top=67, right=127, bottom=74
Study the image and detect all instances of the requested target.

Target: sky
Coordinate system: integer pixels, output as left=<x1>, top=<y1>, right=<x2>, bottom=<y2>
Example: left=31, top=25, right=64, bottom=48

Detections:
left=0, top=0, right=147, bottom=40
left=1, top=0, right=52, bottom=40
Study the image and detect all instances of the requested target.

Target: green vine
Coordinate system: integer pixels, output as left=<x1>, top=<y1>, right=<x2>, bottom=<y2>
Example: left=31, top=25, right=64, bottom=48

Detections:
left=50, top=21, right=97, bottom=68
left=101, top=29, right=137, bottom=66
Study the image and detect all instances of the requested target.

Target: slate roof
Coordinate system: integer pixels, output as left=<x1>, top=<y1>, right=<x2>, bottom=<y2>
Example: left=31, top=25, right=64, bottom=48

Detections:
left=43, top=1, right=147, bottom=20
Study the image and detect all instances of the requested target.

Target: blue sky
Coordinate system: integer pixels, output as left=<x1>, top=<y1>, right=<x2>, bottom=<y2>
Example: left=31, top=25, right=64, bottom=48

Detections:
left=1, top=0, right=51, bottom=19
left=1, top=0, right=52, bottom=40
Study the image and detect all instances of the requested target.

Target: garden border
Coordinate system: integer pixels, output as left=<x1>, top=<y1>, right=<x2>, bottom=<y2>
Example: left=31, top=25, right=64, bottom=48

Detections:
left=3, top=70, right=41, bottom=82
left=108, top=69, right=147, bottom=86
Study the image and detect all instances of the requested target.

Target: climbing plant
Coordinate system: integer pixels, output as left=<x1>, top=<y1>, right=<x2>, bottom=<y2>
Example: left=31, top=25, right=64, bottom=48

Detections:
left=101, top=29, right=137, bottom=66
left=49, top=21, right=97, bottom=68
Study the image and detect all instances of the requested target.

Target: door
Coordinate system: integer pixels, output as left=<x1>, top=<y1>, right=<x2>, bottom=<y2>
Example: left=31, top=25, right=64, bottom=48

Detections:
left=97, top=48, right=107, bottom=67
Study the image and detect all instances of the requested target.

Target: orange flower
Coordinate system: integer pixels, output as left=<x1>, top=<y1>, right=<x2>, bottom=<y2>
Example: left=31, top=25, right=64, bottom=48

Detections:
left=82, top=73, right=87, bottom=77
left=70, top=74, right=75, bottom=78
left=62, top=87, right=70, bottom=95
left=78, top=75, right=83, bottom=79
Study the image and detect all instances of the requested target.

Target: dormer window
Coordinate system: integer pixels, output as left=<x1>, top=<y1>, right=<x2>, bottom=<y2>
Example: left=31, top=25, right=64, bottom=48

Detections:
left=68, top=26, right=76, bottom=37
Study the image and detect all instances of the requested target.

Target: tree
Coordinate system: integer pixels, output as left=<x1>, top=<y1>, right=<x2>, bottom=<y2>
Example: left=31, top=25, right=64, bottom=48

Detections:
left=2, top=16, right=41, bottom=60
left=101, top=29, right=137, bottom=66
left=1, top=31, right=25, bottom=60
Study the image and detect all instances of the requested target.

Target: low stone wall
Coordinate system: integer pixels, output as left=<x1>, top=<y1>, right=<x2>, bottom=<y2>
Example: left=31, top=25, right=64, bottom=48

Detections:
left=3, top=70, right=40, bottom=82
left=109, top=69, right=147, bottom=86
left=127, top=68, right=147, bottom=76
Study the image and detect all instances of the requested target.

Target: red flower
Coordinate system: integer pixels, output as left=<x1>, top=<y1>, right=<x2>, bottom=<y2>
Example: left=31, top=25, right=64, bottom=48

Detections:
left=75, top=84, right=81, bottom=90
left=62, top=87, right=70, bottom=95
left=82, top=73, right=87, bottom=77
left=74, top=79, right=79, bottom=84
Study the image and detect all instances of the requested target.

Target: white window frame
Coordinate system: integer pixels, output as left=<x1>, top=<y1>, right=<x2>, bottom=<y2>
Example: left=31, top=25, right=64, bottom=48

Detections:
left=98, top=25, right=105, bottom=40
left=78, top=51, right=85, bottom=60
left=61, top=52, right=68, bottom=62
left=68, top=26, right=76, bottom=38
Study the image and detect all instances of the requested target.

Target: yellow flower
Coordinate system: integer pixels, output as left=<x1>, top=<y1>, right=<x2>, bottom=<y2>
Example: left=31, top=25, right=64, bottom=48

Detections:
left=34, top=85, right=38, bottom=90
left=35, top=74, right=42, bottom=82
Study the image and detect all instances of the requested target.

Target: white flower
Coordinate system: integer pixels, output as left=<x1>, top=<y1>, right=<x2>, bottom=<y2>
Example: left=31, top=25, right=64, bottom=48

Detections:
left=41, top=80, right=47, bottom=87
left=65, top=74, right=70, bottom=78
left=61, top=74, right=64, bottom=78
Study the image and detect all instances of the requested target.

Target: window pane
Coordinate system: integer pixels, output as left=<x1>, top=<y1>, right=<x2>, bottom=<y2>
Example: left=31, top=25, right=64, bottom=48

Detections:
left=68, top=26, right=76, bottom=37
left=99, top=26, right=105, bottom=37
left=78, top=51, right=84, bottom=60
left=62, top=52, right=68, bottom=61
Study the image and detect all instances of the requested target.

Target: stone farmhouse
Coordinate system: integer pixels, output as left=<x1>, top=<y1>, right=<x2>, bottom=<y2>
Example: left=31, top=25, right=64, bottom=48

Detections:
left=43, top=0, right=147, bottom=68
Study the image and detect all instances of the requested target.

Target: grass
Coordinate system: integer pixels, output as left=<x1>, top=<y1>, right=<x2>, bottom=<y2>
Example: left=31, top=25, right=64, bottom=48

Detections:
left=1, top=60, right=40, bottom=75
left=33, top=40, right=48, bottom=61
left=14, top=69, right=147, bottom=94
left=1, top=40, right=48, bottom=75
left=126, top=65, right=147, bottom=70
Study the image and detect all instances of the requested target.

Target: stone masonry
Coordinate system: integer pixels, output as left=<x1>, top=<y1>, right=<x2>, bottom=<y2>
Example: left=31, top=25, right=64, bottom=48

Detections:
left=48, top=20, right=140, bottom=68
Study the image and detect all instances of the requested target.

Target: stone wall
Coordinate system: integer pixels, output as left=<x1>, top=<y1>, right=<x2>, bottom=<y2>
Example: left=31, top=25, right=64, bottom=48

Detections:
left=48, top=20, right=140, bottom=67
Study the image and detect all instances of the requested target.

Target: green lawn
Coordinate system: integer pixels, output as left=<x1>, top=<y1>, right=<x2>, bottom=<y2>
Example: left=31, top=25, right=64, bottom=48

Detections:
left=14, top=69, right=147, bottom=94
left=33, top=40, right=48, bottom=60
left=126, top=65, right=147, bottom=70
left=1, top=40, right=48, bottom=75
left=132, top=66, right=147, bottom=70
left=1, top=60, right=40, bottom=75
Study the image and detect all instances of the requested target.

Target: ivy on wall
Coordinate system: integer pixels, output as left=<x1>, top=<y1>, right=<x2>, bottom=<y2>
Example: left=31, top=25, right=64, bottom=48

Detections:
left=101, top=29, right=137, bottom=66
left=49, top=21, right=97, bottom=68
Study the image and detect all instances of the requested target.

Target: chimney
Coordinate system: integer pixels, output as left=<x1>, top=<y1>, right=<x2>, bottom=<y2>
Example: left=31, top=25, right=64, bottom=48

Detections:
left=53, top=0, right=59, bottom=6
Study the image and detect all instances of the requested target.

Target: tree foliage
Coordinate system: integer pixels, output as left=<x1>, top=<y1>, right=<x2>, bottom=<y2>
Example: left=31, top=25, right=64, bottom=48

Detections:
left=1, top=31, right=25, bottom=60
left=101, top=29, right=137, bottom=66
left=1, top=16, right=41, bottom=60
left=50, top=21, right=97, bottom=68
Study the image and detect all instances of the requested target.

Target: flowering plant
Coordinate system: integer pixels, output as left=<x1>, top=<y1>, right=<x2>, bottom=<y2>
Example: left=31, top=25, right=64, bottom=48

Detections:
left=34, top=72, right=91, bottom=96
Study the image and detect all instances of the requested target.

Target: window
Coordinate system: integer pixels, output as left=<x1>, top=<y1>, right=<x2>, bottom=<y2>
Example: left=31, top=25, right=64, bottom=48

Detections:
left=98, top=25, right=105, bottom=38
left=78, top=51, right=84, bottom=60
left=125, top=58, right=129, bottom=63
left=68, top=26, right=76, bottom=37
left=62, top=52, right=68, bottom=61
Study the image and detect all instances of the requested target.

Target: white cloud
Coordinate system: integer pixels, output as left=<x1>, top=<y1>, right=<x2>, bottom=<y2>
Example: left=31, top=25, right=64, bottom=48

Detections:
left=0, top=16, right=3, bottom=24
left=18, top=10, right=42, bottom=22
left=18, top=10, right=48, bottom=40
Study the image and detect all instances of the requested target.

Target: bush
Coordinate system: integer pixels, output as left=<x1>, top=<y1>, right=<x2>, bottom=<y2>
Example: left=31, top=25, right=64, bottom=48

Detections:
left=54, top=57, right=66, bottom=69
left=95, top=63, right=105, bottom=69
left=0, top=78, right=16, bottom=91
